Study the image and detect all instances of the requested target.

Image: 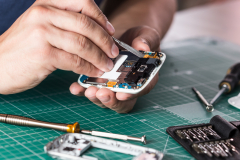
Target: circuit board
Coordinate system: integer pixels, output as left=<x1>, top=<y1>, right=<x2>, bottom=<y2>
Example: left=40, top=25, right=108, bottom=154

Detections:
left=0, top=38, right=240, bottom=160
left=78, top=51, right=166, bottom=94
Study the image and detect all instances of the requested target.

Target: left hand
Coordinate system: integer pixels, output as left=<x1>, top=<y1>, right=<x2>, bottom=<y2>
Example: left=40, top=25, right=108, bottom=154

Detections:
left=70, top=26, right=161, bottom=113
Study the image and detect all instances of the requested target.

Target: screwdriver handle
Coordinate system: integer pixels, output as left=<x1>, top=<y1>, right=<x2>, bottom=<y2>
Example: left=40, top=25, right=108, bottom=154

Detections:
left=0, top=114, right=80, bottom=133
left=219, top=63, right=240, bottom=93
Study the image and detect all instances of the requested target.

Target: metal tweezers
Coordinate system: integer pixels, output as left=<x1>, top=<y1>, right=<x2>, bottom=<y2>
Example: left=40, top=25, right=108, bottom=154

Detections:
left=112, top=37, right=145, bottom=58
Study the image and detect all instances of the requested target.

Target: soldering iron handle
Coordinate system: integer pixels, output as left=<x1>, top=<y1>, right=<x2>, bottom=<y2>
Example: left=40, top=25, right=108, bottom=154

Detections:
left=219, top=63, right=240, bottom=92
left=0, top=114, right=80, bottom=133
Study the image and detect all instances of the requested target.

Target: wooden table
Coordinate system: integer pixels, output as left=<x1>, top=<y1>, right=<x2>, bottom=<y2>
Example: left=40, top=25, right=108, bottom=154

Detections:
left=163, top=0, right=240, bottom=45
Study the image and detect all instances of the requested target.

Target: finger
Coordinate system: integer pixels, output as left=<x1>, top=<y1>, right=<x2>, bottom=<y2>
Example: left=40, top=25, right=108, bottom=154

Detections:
left=34, top=0, right=115, bottom=35
left=85, top=86, right=106, bottom=108
left=119, top=26, right=160, bottom=51
left=116, top=74, right=159, bottom=101
left=45, top=7, right=119, bottom=58
left=96, top=88, right=136, bottom=113
left=116, top=27, right=161, bottom=100
left=46, top=26, right=114, bottom=72
left=49, top=47, right=104, bottom=77
left=131, top=26, right=161, bottom=51
left=70, top=82, right=86, bottom=96
left=132, top=37, right=151, bottom=51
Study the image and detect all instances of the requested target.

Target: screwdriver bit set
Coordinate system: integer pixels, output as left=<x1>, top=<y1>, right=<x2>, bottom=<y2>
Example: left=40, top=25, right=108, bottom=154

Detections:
left=175, top=125, right=220, bottom=142
left=192, top=138, right=239, bottom=158
left=166, top=115, right=240, bottom=160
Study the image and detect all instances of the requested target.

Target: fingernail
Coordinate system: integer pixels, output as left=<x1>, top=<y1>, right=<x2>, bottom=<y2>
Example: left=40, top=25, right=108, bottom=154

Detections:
left=100, top=95, right=110, bottom=103
left=106, top=21, right=115, bottom=34
left=107, top=59, right=114, bottom=71
left=111, top=43, right=119, bottom=57
left=98, top=70, right=104, bottom=77
left=141, top=38, right=148, bottom=45
left=88, top=96, right=97, bottom=100
left=71, top=89, right=79, bottom=95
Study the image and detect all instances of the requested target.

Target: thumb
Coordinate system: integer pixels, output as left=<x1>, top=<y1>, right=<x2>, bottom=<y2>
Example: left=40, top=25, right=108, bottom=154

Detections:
left=131, top=37, right=151, bottom=51
left=131, top=26, right=161, bottom=51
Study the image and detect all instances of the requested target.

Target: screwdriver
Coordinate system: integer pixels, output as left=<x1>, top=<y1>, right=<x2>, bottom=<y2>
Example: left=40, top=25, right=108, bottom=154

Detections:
left=0, top=114, right=146, bottom=144
left=210, top=63, right=240, bottom=105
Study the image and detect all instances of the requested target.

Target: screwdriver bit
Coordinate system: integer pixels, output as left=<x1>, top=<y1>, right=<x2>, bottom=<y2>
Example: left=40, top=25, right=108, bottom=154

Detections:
left=192, top=87, right=214, bottom=112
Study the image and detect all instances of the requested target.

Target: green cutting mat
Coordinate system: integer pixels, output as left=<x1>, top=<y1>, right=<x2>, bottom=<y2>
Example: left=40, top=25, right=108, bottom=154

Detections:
left=0, top=38, right=240, bottom=160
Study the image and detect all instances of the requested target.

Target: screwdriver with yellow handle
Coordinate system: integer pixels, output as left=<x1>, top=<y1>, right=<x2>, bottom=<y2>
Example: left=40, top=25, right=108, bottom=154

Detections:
left=210, top=62, right=240, bottom=105
left=0, top=114, right=146, bottom=144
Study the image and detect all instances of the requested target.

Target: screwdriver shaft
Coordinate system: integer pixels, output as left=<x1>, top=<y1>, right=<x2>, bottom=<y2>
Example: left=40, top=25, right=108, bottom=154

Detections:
left=210, top=85, right=228, bottom=105
left=81, top=130, right=146, bottom=144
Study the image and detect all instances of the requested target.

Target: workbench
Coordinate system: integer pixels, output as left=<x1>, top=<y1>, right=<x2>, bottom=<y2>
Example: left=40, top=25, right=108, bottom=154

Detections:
left=1, top=1, right=240, bottom=159
left=0, top=37, right=240, bottom=160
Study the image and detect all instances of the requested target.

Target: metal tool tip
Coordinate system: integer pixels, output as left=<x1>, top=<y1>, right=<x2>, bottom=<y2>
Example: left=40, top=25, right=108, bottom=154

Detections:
left=192, top=87, right=197, bottom=92
left=142, top=135, right=147, bottom=145
left=112, top=37, right=119, bottom=42
left=206, top=104, right=214, bottom=112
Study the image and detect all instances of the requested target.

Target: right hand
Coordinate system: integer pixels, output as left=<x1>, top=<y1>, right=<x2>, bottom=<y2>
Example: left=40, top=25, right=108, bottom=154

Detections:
left=0, top=0, right=119, bottom=94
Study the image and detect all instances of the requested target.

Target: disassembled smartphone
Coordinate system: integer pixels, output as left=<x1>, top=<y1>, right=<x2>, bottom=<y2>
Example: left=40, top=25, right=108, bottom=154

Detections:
left=78, top=50, right=166, bottom=94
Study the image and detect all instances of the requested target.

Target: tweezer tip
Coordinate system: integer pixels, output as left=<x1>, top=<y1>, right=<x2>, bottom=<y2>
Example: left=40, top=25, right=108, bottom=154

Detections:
left=112, top=37, right=119, bottom=42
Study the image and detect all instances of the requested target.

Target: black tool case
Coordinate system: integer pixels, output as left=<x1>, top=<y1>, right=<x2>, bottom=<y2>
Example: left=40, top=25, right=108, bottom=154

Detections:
left=166, top=115, right=240, bottom=160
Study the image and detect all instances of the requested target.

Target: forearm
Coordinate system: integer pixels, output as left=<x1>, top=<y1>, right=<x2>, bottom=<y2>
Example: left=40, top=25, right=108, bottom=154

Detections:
left=104, top=0, right=176, bottom=39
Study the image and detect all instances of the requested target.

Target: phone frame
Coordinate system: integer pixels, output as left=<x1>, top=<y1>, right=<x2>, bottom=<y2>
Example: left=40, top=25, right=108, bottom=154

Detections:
left=78, top=52, right=166, bottom=94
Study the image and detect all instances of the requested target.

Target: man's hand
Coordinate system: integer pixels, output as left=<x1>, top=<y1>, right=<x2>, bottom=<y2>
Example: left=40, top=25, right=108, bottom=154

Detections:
left=0, top=0, right=119, bottom=94
left=70, top=26, right=161, bottom=113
